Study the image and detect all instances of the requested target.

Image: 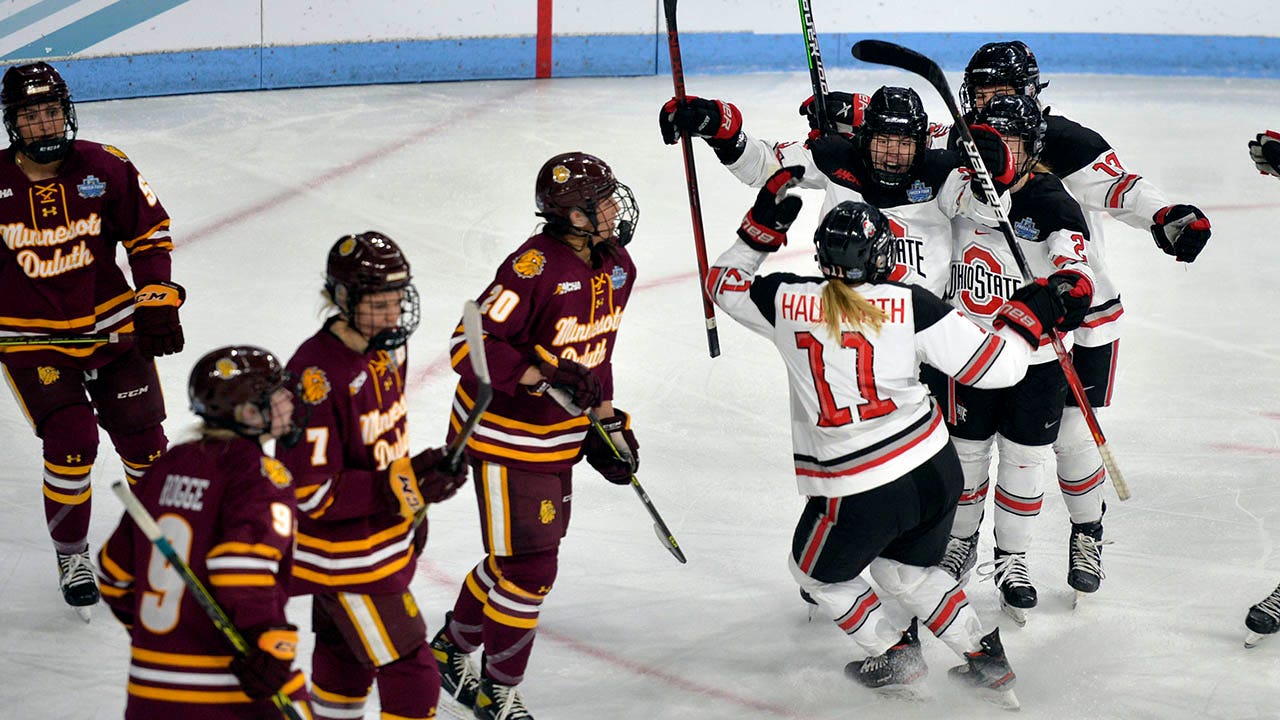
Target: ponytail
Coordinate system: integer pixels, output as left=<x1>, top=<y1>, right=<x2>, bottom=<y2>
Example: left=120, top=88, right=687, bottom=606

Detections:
left=820, top=280, right=888, bottom=339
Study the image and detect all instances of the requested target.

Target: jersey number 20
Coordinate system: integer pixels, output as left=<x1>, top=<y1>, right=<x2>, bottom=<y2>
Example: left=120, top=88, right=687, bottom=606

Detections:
left=796, top=331, right=898, bottom=426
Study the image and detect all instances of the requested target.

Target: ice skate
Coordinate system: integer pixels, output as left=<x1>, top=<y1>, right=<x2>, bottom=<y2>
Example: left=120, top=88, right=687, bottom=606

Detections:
left=1067, top=516, right=1113, bottom=607
left=979, top=549, right=1036, bottom=626
left=57, top=548, right=99, bottom=623
left=843, top=618, right=931, bottom=701
left=1244, top=583, right=1280, bottom=648
left=948, top=628, right=1020, bottom=711
left=939, top=531, right=980, bottom=585
left=431, top=615, right=481, bottom=711
left=800, top=587, right=820, bottom=621
left=473, top=676, right=534, bottom=720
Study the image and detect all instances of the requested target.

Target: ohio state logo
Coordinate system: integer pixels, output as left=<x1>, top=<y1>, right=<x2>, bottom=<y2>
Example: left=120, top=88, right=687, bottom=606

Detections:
left=952, top=243, right=1022, bottom=317
left=886, top=217, right=926, bottom=282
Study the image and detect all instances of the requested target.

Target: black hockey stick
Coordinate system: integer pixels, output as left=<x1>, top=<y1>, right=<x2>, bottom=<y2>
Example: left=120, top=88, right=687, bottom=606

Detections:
left=662, top=0, right=721, bottom=358
left=536, top=347, right=687, bottom=564
left=850, top=39, right=1129, bottom=501
left=797, top=0, right=833, bottom=135
left=444, top=300, right=493, bottom=473
left=0, top=331, right=132, bottom=347
left=111, top=481, right=308, bottom=720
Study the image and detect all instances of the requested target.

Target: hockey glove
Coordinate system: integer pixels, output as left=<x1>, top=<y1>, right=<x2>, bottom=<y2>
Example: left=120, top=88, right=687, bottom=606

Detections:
left=967, top=124, right=1016, bottom=201
left=806, top=133, right=862, bottom=191
left=411, top=446, right=468, bottom=503
left=1249, top=130, right=1280, bottom=178
left=993, top=279, right=1065, bottom=348
left=230, top=625, right=298, bottom=700
left=132, top=281, right=185, bottom=357
left=583, top=409, right=638, bottom=485
left=799, top=91, right=869, bottom=136
left=535, top=347, right=603, bottom=411
left=1048, top=270, right=1094, bottom=331
left=738, top=166, right=805, bottom=252
left=1151, top=204, right=1211, bottom=263
left=659, top=96, right=743, bottom=147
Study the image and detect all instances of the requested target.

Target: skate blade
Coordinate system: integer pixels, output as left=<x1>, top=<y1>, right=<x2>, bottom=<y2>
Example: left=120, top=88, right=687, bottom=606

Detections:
left=999, top=599, right=1028, bottom=627
left=874, top=683, right=934, bottom=702
left=1073, top=590, right=1085, bottom=609
left=435, top=695, right=475, bottom=720
left=73, top=605, right=92, bottom=623
left=1244, top=631, right=1265, bottom=649
left=978, top=687, right=1021, bottom=711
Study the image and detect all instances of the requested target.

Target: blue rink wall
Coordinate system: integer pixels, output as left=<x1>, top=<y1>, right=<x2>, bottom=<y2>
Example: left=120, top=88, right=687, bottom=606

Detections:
left=11, top=30, right=1280, bottom=102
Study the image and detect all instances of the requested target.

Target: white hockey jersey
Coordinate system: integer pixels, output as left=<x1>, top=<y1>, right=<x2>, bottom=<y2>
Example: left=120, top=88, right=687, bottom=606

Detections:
left=708, top=238, right=1034, bottom=498
left=724, top=132, right=1007, bottom=298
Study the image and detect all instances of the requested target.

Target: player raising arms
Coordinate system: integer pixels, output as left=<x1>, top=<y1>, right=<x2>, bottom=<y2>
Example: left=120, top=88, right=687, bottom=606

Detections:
left=429, top=152, right=640, bottom=720
left=708, top=167, right=1076, bottom=707
left=96, top=346, right=311, bottom=719
left=275, top=232, right=468, bottom=720
left=928, top=95, right=1095, bottom=623
left=0, top=61, right=184, bottom=619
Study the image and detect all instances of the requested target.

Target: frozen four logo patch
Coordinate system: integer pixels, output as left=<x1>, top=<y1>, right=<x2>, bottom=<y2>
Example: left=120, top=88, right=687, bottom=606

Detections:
left=610, top=265, right=627, bottom=290
left=77, top=175, right=106, bottom=199
left=906, top=180, right=931, bottom=203
left=1014, top=216, right=1039, bottom=241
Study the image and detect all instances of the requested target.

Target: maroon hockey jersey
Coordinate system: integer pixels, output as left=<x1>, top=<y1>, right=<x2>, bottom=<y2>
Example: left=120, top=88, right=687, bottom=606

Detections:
left=447, top=234, right=636, bottom=472
left=276, top=320, right=423, bottom=595
left=96, top=435, right=308, bottom=716
left=0, top=141, right=173, bottom=369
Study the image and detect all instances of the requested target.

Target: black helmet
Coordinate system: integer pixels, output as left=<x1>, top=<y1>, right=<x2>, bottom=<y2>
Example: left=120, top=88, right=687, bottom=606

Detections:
left=961, top=41, right=1048, bottom=115
left=189, top=345, right=300, bottom=445
left=858, top=86, right=928, bottom=187
left=975, top=94, right=1047, bottom=177
left=324, top=231, right=420, bottom=350
left=814, top=201, right=896, bottom=283
left=535, top=152, right=639, bottom=246
left=2, top=62, right=77, bottom=163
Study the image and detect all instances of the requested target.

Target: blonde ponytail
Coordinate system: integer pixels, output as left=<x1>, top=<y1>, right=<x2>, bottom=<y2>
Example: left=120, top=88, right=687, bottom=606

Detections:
left=820, top=281, right=888, bottom=339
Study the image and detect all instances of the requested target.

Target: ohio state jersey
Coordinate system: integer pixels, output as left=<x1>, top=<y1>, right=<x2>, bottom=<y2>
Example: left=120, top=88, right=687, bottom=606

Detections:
left=708, top=238, right=1033, bottom=498
left=0, top=141, right=173, bottom=369
left=447, top=233, right=635, bottom=472
left=277, top=321, right=422, bottom=595
left=948, top=172, right=1094, bottom=363
left=96, top=436, right=307, bottom=712
left=724, top=132, right=1004, bottom=298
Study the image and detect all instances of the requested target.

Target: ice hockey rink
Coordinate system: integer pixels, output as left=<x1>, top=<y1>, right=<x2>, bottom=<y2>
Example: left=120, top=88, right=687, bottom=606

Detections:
left=0, top=64, right=1278, bottom=719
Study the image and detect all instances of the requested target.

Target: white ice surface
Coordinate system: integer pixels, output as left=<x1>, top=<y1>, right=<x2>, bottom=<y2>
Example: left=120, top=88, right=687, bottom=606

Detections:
left=1, top=68, right=1279, bottom=718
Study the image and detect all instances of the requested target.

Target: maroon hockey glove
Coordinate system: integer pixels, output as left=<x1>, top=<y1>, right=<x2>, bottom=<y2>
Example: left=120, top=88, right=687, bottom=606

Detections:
left=583, top=409, right=638, bottom=485
left=659, top=96, right=743, bottom=146
left=410, top=446, right=468, bottom=504
left=738, top=166, right=805, bottom=252
left=806, top=133, right=862, bottom=191
left=230, top=625, right=298, bottom=700
left=535, top=349, right=603, bottom=411
left=132, top=281, right=185, bottom=357
left=1151, top=204, right=1211, bottom=263
left=1249, top=130, right=1280, bottom=178
left=994, top=279, right=1065, bottom=348
left=967, top=124, right=1016, bottom=201
left=799, top=91, right=869, bottom=136
left=1048, top=270, right=1094, bottom=331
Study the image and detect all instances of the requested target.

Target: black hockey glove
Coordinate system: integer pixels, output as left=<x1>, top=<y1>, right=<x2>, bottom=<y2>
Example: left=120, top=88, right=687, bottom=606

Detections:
left=1048, top=270, right=1094, bottom=331
left=1151, top=204, right=1211, bottom=263
left=798, top=91, right=869, bottom=136
left=806, top=133, right=862, bottom=191
left=535, top=349, right=603, bottom=411
left=738, top=166, right=805, bottom=252
left=993, top=279, right=1065, bottom=348
left=583, top=409, right=638, bottom=485
left=659, top=96, right=743, bottom=147
left=132, top=281, right=185, bottom=357
left=230, top=625, right=298, bottom=700
left=967, top=124, right=1016, bottom=201
left=1249, top=130, right=1280, bottom=178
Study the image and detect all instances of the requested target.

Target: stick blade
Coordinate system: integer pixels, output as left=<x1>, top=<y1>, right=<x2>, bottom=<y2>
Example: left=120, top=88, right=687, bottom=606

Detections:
left=850, top=39, right=950, bottom=96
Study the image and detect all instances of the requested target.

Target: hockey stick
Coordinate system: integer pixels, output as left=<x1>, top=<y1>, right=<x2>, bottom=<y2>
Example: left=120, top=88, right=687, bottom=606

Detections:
left=535, top=347, right=687, bottom=563
left=110, top=481, right=308, bottom=720
left=850, top=39, right=1130, bottom=501
left=0, top=331, right=132, bottom=347
left=662, top=0, right=720, bottom=358
left=444, top=300, right=493, bottom=473
left=797, top=0, right=833, bottom=135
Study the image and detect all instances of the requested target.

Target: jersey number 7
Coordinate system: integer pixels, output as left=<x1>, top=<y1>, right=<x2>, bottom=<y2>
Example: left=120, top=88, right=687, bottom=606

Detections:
left=796, top=331, right=897, bottom=426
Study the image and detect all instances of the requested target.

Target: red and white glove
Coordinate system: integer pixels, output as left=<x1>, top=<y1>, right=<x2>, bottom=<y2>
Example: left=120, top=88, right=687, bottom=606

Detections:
left=659, top=96, right=742, bottom=146
left=1048, top=270, right=1094, bottom=331
left=994, top=279, right=1066, bottom=348
left=1249, top=130, right=1280, bottom=177
left=738, top=166, right=805, bottom=252
left=1151, top=204, right=1211, bottom=263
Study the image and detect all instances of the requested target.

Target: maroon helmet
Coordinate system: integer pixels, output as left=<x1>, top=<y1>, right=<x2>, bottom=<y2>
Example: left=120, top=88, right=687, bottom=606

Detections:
left=535, top=152, right=638, bottom=246
left=324, top=231, right=420, bottom=349
left=189, top=345, right=298, bottom=443
left=2, top=62, right=77, bottom=163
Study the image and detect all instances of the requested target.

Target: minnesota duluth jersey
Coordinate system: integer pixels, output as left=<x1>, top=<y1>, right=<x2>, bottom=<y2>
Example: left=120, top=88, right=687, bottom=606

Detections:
left=96, top=437, right=307, bottom=711
left=447, top=233, right=635, bottom=472
left=708, top=238, right=1033, bottom=498
left=948, top=172, right=1094, bottom=363
left=0, top=141, right=173, bottom=368
left=277, top=322, right=420, bottom=595
left=724, top=131, right=998, bottom=297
